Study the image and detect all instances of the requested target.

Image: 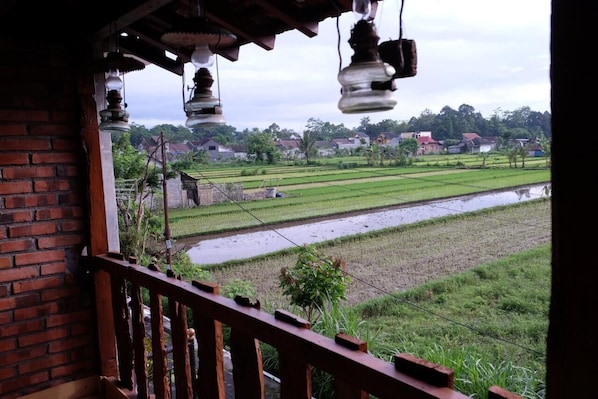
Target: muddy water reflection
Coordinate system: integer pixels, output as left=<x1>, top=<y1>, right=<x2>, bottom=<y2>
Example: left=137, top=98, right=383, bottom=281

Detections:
left=187, top=184, right=551, bottom=265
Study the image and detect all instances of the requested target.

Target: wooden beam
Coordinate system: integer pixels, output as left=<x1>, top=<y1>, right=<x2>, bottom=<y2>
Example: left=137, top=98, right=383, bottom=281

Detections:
left=253, top=0, right=319, bottom=37
left=87, top=0, right=176, bottom=43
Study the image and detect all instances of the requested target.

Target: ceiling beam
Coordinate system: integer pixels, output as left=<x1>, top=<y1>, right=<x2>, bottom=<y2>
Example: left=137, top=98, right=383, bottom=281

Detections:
left=88, top=0, right=175, bottom=44
left=203, top=8, right=276, bottom=51
left=252, top=0, right=319, bottom=38
left=119, top=34, right=184, bottom=75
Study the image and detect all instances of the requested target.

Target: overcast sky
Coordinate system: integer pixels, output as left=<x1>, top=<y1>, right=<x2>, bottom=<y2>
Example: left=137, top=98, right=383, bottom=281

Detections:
left=121, top=0, right=551, bottom=133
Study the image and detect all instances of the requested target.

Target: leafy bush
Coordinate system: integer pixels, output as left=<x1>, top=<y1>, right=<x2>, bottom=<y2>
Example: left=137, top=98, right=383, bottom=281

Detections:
left=279, top=246, right=351, bottom=323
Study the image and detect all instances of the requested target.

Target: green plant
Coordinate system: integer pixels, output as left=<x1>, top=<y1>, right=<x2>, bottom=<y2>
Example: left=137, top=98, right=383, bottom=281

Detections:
left=279, top=246, right=351, bottom=323
left=221, top=279, right=256, bottom=300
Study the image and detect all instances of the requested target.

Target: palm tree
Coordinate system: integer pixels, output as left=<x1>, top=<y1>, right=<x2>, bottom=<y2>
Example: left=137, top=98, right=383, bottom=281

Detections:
left=299, top=130, right=317, bottom=164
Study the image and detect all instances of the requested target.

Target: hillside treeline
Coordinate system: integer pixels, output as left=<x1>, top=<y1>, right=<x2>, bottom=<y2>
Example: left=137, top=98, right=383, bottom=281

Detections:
left=128, top=104, right=550, bottom=148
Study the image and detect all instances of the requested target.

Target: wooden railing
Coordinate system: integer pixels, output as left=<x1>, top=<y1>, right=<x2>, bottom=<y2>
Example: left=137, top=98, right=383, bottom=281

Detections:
left=92, top=253, right=521, bottom=399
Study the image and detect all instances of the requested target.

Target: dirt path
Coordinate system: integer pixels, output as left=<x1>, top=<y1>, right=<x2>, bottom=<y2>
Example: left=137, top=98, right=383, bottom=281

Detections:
left=207, top=200, right=551, bottom=307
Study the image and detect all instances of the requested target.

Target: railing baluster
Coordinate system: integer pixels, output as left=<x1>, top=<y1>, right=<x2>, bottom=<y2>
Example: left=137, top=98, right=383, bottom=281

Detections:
left=192, top=281, right=226, bottom=399
left=275, top=310, right=312, bottom=399
left=130, top=281, right=149, bottom=398
left=110, top=273, right=133, bottom=389
left=150, top=289, right=170, bottom=399
left=230, top=329, right=265, bottom=398
left=169, top=296, right=193, bottom=399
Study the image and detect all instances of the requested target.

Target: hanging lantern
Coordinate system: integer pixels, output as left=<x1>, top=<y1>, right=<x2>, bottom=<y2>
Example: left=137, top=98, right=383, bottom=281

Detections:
left=337, top=0, right=397, bottom=114
left=93, top=50, right=145, bottom=133
left=161, top=16, right=236, bottom=127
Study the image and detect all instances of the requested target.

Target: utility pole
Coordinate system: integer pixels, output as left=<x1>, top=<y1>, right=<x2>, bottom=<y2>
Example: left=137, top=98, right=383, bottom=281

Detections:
left=160, top=131, right=173, bottom=275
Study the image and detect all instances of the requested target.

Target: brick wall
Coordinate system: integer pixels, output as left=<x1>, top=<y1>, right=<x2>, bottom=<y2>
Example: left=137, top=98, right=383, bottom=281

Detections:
left=0, top=38, right=98, bottom=398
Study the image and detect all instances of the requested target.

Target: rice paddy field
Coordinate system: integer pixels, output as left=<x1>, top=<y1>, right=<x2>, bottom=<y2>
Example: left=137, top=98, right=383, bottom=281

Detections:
left=171, top=154, right=550, bottom=239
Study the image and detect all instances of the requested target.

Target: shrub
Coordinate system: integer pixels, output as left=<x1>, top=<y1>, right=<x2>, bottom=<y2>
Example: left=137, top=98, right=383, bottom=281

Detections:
left=279, top=246, right=351, bottom=323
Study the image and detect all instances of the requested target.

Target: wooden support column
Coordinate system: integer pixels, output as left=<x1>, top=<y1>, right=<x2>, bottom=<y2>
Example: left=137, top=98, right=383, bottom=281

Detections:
left=78, top=43, right=120, bottom=377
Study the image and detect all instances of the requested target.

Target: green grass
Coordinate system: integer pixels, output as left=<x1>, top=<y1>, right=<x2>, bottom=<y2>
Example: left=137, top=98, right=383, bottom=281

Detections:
left=350, top=244, right=549, bottom=398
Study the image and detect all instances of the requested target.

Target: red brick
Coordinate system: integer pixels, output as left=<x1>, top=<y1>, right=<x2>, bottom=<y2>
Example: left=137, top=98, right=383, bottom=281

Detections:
left=8, top=222, right=57, bottom=238
left=0, top=229, right=5, bottom=240
left=61, top=220, right=84, bottom=232
left=31, top=152, right=79, bottom=164
left=0, top=110, right=49, bottom=122
left=0, top=319, right=44, bottom=338
left=57, top=165, right=80, bottom=177
left=0, top=180, right=32, bottom=194
left=4, top=194, right=56, bottom=208
left=1, top=166, right=54, bottom=179
left=51, top=111, right=79, bottom=123
left=0, top=153, right=29, bottom=166
left=0, top=239, right=35, bottom=253
left=58, top=192, right=82, bottom=205
left=0, top=265, right=38, bottom=283
left=0, top=139, right=51, bottom=151
left=52, top=138, right=77, bottom=151
left=51, top=360, right=94, bottom=379
left=0, top=337, right=17, bottom=352
left=15, top=249, right=63, bottom=265
left=38, top=234, right=84, bottom=249
left=35, top=208, right=62, bottom=220
left=70, top=322, right=92, bottom=335
left=13, top=303, right=56, bottom=321
left=0, top=257, right=12, bottom=269
left=47, top=310, right=90, bottom=328
left=48, top=334, right=93, bottom=353
left=30, top=123, right=78, bottom=136
left=0, top=124, right=26, bottom=136
left=1, top=345, right=46, bottom=366
left=12, top=276, right=63, bottom=294
left=40, top=261, right=66, bottom=276
left=0, top=211, right=32, bottom=224
left=0, top=370, right=49, bottom=396
left=0, top=311, right=11, bottom=324
left=34, top=179, right=71, bottom=192
left=18, top=327, right=68, bottom=348
left=0, top=285, right=8, bottom=296
left=41, top=286, right=80, bottom=302
left=0, top=364, right=16, bottom=380
left=19, top=352, right=69, bottom=374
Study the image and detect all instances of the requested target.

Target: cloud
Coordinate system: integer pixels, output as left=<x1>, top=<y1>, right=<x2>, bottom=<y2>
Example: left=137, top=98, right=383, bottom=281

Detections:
left=121, top=0, right=550, bottom=133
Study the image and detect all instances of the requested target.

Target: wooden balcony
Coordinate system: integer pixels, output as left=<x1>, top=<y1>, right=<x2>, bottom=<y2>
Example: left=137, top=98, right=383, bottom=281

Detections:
left=91, top=253, right=520, bottom=399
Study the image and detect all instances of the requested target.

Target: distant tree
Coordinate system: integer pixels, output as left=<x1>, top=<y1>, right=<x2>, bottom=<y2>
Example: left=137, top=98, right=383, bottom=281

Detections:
left=298, top=130, right=318, bottom=164
left=171, top=149, right=208, bottom=170
left=246, top=131, right=280, bottom=164
left=129, top=123, right=152, bottom=148
left=517, top=145, right=528, bottom=168
left=399, top=137, right=419, bottom=155
left=112, top=133, right=146, bottom=179
left=538, top=136, right=551, bottom=167
left=150, top=124, right=192, bottom=142
left=305, top=118, right=350, bottom=140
